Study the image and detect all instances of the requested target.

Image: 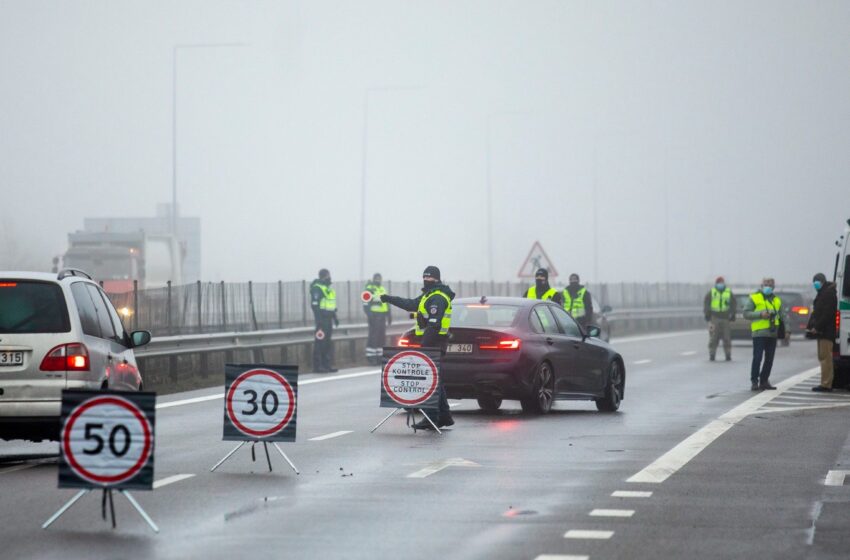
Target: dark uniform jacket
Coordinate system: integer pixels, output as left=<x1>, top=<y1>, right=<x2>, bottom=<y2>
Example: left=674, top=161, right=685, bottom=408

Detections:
left=384, top=283, right=456, bottom=347
left=310, top=279, right=338, bottom=323
left=808, top=282, right=837, bottom=340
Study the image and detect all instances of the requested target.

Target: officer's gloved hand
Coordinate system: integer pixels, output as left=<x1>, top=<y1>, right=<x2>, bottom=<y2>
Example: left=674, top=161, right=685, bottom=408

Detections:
left=333, top=316, right=340, bottom=327
left=379, top=294, right=389, bottom=303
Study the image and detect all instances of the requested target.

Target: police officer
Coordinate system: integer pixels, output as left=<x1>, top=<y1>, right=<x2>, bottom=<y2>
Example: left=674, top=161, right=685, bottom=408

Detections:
left=310, top=268, right=339, bottom=373
left=363, top=273, right=391, bottom=366
left=523, top=268, right=564, bottom=305
left=703, top=276, right=737, bottom=361
left=743, top=277, right=786, bottom=391
left=380, top=265, right=455, bottom=429
left=563, top=273, right=594, bottom=329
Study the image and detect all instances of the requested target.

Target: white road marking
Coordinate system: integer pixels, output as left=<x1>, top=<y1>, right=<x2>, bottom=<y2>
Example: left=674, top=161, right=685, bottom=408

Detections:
left=613, top=330, right=703, bottom=344
left=152, top=473, right=195, bottom=489
left=406, top=458, right=480, bottom=478
left=627, top=367, right=818, bottom=484
left=825, top=470, right=850, bottom=486
left=590, top=509, right=635, bottom=517
left=633, top=359, right=652, bottom=365
left=757, top=403, right=850, bottom=414
left=535, top=556, right=589, bottom=560
left=612, top=490, right=652, bottom=498
left=680, top=351, right=697, bottom=356
left=564, top=530, right=614, bottom=539
left=772, top=393, right=850, bottom=401
left=449, top=402, right=462, bottom=408
left=0, top=464, right=36, bottom=475
left=309, top=430, right=353, bottom=441
left=157, top=369, right=382, bottom=409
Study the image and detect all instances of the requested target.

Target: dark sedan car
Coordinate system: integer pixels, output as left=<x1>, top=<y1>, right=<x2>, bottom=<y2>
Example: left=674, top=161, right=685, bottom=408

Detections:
left=398, top=296, right=625, bottom=414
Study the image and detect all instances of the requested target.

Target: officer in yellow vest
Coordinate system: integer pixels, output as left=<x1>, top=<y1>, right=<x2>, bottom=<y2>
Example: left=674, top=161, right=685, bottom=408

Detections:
left=523, top=268, right=563, bottom=305
left=380, top=265, right=455, bottom=429
left=702, top=276, right=737, bottom=361
left=743, top=277, right=786, bottom=391
left=563, top=273, right=594, bottom=329
left=310, top=268, right=339, bottom=373
left=363, top=273, right=391, bottom=366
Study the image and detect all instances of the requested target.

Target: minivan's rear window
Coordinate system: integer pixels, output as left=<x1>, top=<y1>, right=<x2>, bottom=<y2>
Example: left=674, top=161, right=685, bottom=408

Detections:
left=452, top=304, right=520, bottom=328
left=0, top=281, right=70, bottom=333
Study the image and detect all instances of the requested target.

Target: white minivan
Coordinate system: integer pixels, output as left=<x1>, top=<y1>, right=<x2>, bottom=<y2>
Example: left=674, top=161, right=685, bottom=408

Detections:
left=0, top=269, right=151, bottom=441
left=835, top=219, right=850, bottom=378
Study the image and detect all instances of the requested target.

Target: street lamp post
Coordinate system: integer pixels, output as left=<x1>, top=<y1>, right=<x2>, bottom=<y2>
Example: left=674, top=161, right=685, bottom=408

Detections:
left=171, top=42, right=246, bottom=237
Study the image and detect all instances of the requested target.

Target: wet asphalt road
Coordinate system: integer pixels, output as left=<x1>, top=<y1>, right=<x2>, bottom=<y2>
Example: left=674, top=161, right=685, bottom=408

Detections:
left=2, top=331, right=850, bottom=560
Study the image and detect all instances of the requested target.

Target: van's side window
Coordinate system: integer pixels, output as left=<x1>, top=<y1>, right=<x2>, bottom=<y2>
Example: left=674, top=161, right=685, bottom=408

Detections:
left=85, top=284, right=117, bottom=341
left=70, top=283, right=101, bottom=338
left=843, top=255, right=850, bottom=299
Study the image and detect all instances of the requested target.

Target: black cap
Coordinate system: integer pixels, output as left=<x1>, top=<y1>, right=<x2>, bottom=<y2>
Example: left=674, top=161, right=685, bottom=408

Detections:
left=319, top=268, right=330, bottom=278
left=535, top=268, right=548, bottom=279
left=813, top=272, right=827, bottom=283
left=423, top=265, right=441, bottom=280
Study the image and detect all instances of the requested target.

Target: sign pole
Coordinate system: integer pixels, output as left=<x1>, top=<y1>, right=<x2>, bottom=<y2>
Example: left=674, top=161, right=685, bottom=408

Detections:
left=210, top=441, right=246, bottom=472
left=121, top=491, right=160, bottom=533
left=370, top=408, right=402, bottom=433
left=271, top=443, right=300, bottom=474
left=42, top=490, right=90, bottom=529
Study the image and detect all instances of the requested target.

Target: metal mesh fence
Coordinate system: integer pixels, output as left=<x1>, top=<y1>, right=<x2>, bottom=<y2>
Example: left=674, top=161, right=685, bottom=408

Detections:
left=105, top=280, right=707, bottom=337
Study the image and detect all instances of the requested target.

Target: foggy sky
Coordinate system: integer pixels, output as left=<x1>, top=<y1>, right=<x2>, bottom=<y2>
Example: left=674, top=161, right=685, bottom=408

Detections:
left=1, top=1, right=849, bottom=286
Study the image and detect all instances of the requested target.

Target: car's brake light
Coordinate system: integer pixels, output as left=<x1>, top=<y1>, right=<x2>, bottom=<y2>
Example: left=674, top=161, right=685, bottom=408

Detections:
left=791, top=306, right=809, bottom=315
left=40, top=343, right=90, bottom=372
left=0, top=282, right=17, bottom=288
left=479, top=339, right=521, bottom=350
left=398, top=337, right=421, bottom=348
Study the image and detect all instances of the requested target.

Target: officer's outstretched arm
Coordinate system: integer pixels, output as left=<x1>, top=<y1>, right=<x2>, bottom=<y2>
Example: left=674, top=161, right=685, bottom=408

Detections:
left=381, top=294, right=420, bottom=312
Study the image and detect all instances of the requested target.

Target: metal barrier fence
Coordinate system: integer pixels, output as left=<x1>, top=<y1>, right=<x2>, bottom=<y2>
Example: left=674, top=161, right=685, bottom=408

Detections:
left=105, top=280, right=707, bottom=337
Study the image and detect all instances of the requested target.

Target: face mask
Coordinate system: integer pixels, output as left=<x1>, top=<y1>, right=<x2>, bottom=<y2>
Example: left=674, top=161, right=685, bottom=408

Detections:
left=762, top=286, right=773, bottom=296
left=423, top=279, right=437, bottom=291
left=813, top=281, right=823, bottom=291
left=715, top=283, right=725, bottom=291
left=535, top=279, right=547, bottom=289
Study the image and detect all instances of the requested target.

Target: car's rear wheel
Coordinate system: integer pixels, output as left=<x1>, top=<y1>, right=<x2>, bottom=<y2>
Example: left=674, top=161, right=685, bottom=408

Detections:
left=521, top=361, right=554, bottom=414
left=595, top=361, right=623, bottom=412
left=477, top=397, right=502, bottom=411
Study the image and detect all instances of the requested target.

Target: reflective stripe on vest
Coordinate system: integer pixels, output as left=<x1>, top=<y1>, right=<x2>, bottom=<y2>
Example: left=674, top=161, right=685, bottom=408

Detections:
left=527, top=285, right=557, bottom=301
left=414, top=290, right=452, bottom=336
left=749, top=292, right=782, bottom=332
left=563, top=287, right=587, bottom=318
left=711, top=288, right=732, bottom=313
left=365, top=284, right=389, bottom=313
left=316, top=283, right=337, bottom=311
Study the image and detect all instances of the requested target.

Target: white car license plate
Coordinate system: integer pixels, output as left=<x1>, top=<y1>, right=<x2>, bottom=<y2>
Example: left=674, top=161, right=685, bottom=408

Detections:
left=0, top=351, right=24, bottom=366
left=447, top=344, right=473, bottom=353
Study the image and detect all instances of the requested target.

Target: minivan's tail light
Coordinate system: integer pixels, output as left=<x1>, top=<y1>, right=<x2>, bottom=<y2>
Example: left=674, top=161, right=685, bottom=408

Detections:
left=40, top=343, right=90, bottom=371
left=479, top=339, right=521, bottom=351
left=791, top=306, right=809, bottom=315
left=398, top=337, right=421, bottom=348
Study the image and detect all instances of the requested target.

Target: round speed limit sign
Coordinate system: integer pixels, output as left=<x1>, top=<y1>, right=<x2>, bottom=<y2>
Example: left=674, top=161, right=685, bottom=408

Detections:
left=62, top=395, right=153, bottom=487
left=382, top=350, right=439, bottom=407
left=225, top=368, right=296, bottom=439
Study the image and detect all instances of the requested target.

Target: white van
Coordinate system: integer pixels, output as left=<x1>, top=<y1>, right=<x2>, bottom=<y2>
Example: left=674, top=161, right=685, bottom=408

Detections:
left=834, top=219, right=850, bottom=377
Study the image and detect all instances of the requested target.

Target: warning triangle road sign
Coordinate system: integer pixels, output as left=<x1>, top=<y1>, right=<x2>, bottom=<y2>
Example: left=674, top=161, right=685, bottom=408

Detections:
left=517, top=241, right=559, bottom=279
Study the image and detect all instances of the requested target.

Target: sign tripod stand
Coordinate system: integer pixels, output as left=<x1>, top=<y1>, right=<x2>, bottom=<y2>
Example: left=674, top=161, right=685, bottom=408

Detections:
left=43, top=487, right=159, bottom=533
left=210, top=440, right=299, bottom=474
left=370, top=407, right=442, bottom=434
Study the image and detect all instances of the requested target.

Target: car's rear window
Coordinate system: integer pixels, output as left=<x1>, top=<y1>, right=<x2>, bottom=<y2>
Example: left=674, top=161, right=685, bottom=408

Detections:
left=0, top=280, right=70, bottom=333
left=452, top=304, right=521, bottom=328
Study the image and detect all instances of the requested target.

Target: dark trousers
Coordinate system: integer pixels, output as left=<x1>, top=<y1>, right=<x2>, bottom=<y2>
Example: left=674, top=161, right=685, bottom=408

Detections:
left=366, top=313, right=387, bottom=363
left=419, top=337, right=451, bottom=421
left=312, top=316, right=334, bottom=371
left=751, top=336, right=777, bottom=384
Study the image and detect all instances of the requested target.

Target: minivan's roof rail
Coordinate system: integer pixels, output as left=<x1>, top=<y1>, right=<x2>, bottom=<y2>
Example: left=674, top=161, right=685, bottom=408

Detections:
left=57, top=268, right=93, bottom=281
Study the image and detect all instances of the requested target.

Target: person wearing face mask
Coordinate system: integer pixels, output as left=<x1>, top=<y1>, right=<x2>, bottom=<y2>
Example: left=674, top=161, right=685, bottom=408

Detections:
left=563, top=273, right=594, bottom=329
left=743, top=277, right=786, bottom=391
left=310, top=268, right=340, bottom=373
left=363, top=272, right=391, bottom=366
left=380, top=266, right=456, bottom=430
left=523, top=268, right=564, bottom=305
left=807, top=273, right=838, bottom=392
left=703, top=276, right=737, bottom=361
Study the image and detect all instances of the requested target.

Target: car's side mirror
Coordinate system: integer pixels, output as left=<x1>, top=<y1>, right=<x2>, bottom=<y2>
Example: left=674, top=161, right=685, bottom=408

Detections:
left=131, top=330, right=152, bottom=348
left=602, top=305, right=612, bottom=313
left=585, top=325, right=602, bottom=338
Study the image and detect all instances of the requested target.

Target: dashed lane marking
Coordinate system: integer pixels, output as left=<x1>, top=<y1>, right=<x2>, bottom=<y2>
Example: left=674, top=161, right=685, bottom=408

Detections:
left=633, top=359, right=652, bottom=365
left=406, top=458, right=480, bottom=478
left=309, top=430, right=353, bottom=441
left=627, top=367, right=818, bottom=484
left=825, top=470, right=850, bottom=486
left=0, top=464, right=36, bottom=475
left=590, top=509, right=634, bottom=518
left=612, top=490, right=652, bottom=498
left=153, top=473, right=195, bottom=489
left=564, top=530, right=614, bottom=540
left=680, top=351, right=697, bottom=356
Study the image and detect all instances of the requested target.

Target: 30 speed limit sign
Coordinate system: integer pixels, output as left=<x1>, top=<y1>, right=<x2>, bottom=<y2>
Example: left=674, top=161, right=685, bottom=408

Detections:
left=380, top=348, right=440, bottom=409
left=59, top=390, right=155, bottom=490
left=223, top=364, right=298, bottom=442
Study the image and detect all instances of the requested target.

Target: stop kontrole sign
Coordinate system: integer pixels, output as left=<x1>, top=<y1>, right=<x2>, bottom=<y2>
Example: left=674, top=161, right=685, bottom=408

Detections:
left=223, top=365, right=298, bottom=442
left=380, top=348, right=440, bottom=409
left=59, top=390, right=156, bottom=490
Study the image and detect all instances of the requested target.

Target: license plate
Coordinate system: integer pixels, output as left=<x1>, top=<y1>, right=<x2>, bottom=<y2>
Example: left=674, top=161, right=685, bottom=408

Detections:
left=447, top=344, right=473, bottom=353
left=0, top=351, right=24, bottom=366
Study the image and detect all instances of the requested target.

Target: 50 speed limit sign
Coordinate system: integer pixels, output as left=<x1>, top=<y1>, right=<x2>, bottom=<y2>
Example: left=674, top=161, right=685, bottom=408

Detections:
left=223, top=364, right=298, bottom=442
left=59, top=390, right=155, bottom=490
left=380, top=348, right=440, bottom=409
